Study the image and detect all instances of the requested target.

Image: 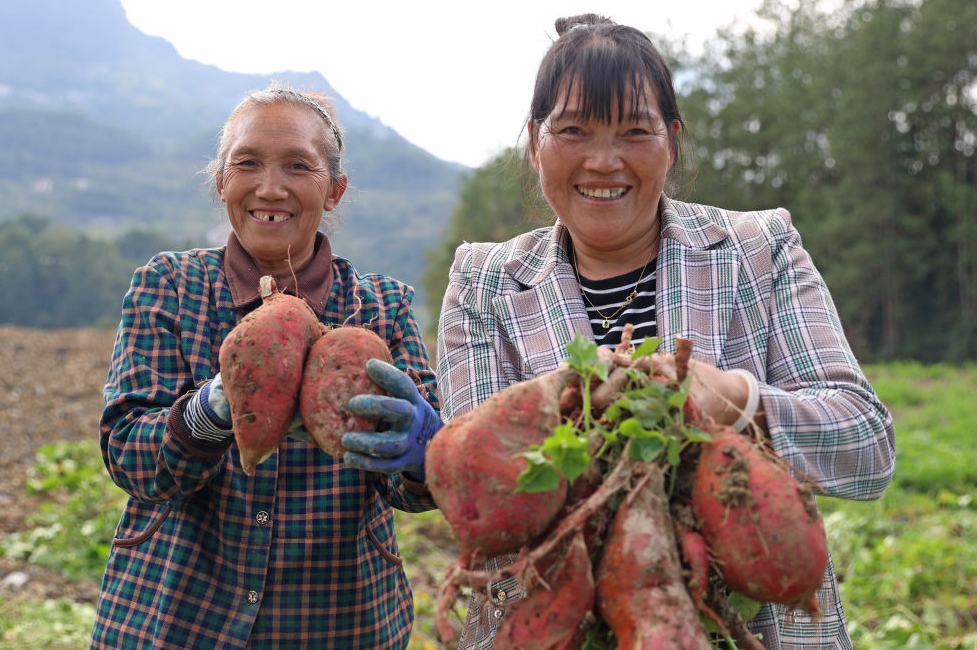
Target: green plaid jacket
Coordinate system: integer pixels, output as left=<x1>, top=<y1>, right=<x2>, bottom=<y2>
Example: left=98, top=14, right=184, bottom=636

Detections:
left=437, top=197, right=896, bottom=650
left=91, top=233, right=438, bottom=649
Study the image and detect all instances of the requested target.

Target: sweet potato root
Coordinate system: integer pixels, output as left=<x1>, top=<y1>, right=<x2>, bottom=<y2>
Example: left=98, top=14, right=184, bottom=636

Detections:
left=494, top=530, right=595, bottom=650
left=691, top=425, right=828, bottom=613
left=299, top=325, right=393, bottom=457
left=595, top=465, right=713, bottom=650
left=425, top=365, right=576, bottom=559
left=219, top=276, right=322, bottom=475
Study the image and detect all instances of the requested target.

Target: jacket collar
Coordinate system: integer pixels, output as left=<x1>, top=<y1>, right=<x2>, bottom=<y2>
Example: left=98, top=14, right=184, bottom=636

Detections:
left=224, top=231, right=334, bottom=316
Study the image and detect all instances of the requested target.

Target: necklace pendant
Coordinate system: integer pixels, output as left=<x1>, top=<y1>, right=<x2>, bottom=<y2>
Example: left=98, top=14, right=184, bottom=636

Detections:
left=601, top=318, right=611, bottom=329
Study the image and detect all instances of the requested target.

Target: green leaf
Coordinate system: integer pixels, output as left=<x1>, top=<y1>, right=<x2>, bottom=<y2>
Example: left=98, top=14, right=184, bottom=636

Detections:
left=566, top=334, right=599, bottom=371
left=516, top=462, right=563, bottom=493
left=684, top=426, right=713, bottom=443
left=632, top=336, right=662, bottom=359
left=726, top=591, right=763, bottom=623
left=617, top=417, right=648, bottom=438
left=565, top=335, right=610, bottom=382
left=541, top=422, right=591, bottom=482
left=630, top=436, right=667, bottom=462
left=666, top=437, right=683, bottom=466
left=668, top=389, right=688, bottom=409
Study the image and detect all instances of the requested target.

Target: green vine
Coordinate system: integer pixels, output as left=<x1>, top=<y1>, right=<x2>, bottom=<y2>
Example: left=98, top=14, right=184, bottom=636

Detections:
left=517, top=334, right=710, bottom=494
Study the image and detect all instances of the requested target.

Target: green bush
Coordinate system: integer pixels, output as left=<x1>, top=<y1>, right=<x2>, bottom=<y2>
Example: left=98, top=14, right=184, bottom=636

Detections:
left=0, top=598, right=96, bottom=650
left=0, top=439, right=127, bottom=583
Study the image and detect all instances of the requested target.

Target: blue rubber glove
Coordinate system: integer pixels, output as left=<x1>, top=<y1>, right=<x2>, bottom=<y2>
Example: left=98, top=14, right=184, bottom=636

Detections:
left=342, top=359, right=442, bottom=476
left=185, top=373, right=234, bottom=442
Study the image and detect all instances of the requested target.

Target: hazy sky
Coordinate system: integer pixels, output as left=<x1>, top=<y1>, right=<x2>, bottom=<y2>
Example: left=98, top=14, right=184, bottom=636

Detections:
left=120, top=0, right=767, bottom=167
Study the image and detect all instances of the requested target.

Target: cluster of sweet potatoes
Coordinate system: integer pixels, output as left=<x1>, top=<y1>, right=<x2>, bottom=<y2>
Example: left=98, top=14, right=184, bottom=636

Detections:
left=426, top=330, right=828, bottom=649
left=217, top=275, right=391, bottom=474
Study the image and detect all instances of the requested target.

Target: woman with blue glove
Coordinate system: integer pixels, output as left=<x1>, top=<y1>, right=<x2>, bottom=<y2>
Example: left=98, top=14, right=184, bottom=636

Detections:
left=92, top=82, right=441, bottom=650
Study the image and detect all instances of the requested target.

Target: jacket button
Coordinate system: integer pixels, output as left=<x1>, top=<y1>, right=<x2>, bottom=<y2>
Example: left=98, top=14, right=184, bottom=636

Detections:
left=247, top=590, right=259, bottom=604
left=255, top=511, right=270, bottom=525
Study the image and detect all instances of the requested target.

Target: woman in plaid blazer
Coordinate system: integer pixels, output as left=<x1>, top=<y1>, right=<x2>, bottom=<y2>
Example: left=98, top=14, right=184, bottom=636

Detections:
left=436, top=14, right=895, bottom=650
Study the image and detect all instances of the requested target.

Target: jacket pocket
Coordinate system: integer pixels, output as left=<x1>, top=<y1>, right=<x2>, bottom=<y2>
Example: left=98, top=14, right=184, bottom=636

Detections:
left=112, top=504, right=172, bottom=548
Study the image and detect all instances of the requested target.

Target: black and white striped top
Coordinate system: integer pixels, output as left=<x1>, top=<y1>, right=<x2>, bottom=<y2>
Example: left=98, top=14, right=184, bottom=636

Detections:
left=577, top=262, right=658, bottom=349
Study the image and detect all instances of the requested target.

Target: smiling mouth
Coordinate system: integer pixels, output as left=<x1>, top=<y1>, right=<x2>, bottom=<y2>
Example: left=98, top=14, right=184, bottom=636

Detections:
left=577, top=186, right=628, bottom=200
left=252, top=211, right=292, bottom=223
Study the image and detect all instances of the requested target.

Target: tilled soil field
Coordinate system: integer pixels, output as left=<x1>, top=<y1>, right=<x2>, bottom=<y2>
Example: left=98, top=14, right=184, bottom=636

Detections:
left=0, top=326, right=116, bottom=604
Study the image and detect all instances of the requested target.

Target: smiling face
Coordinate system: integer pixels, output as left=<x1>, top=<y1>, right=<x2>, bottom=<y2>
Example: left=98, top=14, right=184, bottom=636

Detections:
left=217, top=102, right=346, bottom=277
left=529, top=79, right=678, bottom=272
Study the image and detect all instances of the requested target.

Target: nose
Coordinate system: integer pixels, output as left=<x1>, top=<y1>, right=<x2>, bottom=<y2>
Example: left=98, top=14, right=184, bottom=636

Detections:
left=255, top=166, right=288, bottom=200
left=584, top=135, right=625, bottom=172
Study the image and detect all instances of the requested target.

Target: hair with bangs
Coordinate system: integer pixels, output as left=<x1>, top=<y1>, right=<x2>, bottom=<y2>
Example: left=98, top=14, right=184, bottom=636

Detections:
left=521, top=14, right=689, bottom=207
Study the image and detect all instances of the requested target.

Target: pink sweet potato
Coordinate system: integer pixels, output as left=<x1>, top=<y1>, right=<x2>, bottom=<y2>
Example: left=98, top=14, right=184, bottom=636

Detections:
left=494, top=530, right=595, bottom=650
left=425, top=365, right=576, bottom=559
left=595, top=466, right=712, bottom=650
left=218, top=275, right=321, bottom=475
left=691, top=425, right=828, bottom=613
left=299, top=325, right=393, bottom=457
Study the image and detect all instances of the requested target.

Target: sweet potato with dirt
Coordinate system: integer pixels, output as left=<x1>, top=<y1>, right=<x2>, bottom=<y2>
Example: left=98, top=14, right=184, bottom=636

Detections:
left=595, top=465, right=712, bottom=650
left=219, top=275, right=322, bottom=475
left=691, top=425, right=828, bottom=613
left=299, top=325, right=393, bottom=457
left=494, top=530, right=595, bottom=650
left=425, top=365, right=577, bottom=559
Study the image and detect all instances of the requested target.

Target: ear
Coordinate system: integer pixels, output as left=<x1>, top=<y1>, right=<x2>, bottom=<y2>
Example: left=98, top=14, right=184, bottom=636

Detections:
left=669, top=119, right=681, bottom=167
left=216, top=171, right=225, bottom=201
left=527, top=120, right=541, bottom=172
left=323, top=174, right=348, bottom=211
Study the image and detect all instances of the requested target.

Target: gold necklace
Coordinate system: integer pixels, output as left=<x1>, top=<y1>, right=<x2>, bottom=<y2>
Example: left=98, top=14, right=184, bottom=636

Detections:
left=573, top=249, right=654, bottom=330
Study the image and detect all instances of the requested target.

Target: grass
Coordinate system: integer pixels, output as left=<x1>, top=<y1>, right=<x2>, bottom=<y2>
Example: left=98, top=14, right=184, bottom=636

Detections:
left=814, top=362, right=977, bottom=650
left=1, top=362, right=975, bottom=649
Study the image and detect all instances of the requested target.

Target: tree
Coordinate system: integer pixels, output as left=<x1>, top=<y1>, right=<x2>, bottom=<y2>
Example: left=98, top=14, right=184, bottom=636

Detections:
left=422, top=0, right=977, bottom=362
left=421, top=148, right=545, bottom=340
left=679, top=0, right=977, bottom=362
left=0, top=214, right=188, bottom=328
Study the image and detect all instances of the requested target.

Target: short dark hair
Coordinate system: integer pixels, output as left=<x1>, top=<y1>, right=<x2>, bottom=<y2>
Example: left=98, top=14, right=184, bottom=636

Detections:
left=523, top=14, right=687, bottom=197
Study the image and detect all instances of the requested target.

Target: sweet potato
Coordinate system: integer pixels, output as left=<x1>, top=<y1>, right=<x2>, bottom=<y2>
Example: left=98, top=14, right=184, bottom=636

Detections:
left=595, top=465, right=712, bottom=650
left=676, top=523, right=727, bottom=634
left=691, top=425, right=828, bottom=613
left=218, top=275, right=321, bottom=475
left=494, top=530, right=595, bottom=650
left=299, top=325, right=393, bottom=457
left=425, top=365, right=576, bottom=559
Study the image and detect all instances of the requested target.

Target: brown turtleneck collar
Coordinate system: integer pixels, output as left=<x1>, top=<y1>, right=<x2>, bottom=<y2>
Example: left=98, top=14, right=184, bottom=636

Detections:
left=223, top=231, right=334, bottom=316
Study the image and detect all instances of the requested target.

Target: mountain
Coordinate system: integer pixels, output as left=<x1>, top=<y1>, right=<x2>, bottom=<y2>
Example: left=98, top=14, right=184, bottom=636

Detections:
left=0, top=0, right=466, bottom=321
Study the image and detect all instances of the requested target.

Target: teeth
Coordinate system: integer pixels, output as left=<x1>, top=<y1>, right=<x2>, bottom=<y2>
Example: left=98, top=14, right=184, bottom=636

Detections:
left=254, top=212, right=291, bottom=223
left=578, top=186, right=627, bottom=199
